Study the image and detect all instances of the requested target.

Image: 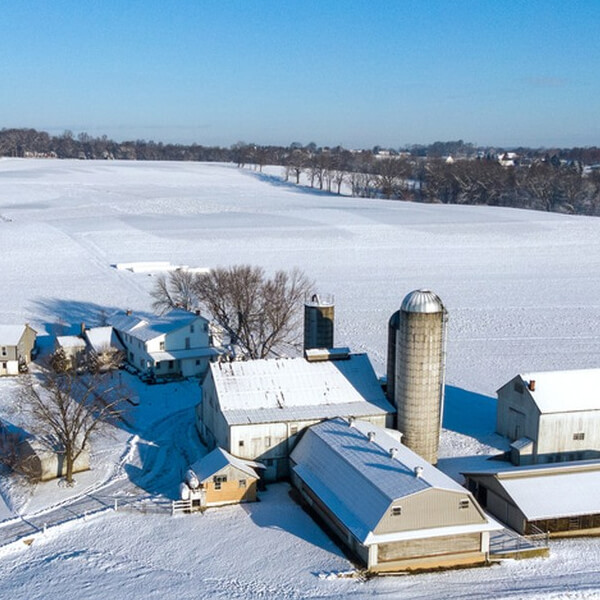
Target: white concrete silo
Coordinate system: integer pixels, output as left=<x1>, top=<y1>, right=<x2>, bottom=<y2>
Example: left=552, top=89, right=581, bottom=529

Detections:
left=387, top=289, right=447, bottom=464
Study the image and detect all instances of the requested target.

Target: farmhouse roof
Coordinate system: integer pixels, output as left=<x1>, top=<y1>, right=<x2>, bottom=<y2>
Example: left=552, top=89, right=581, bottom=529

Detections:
left=209, top=354, right=394, bottom=426
left=108, top=309, right=207, bottom=341
left=55, top=335, right=86, bottom=349
left=0, top=324, right=34, bottom=346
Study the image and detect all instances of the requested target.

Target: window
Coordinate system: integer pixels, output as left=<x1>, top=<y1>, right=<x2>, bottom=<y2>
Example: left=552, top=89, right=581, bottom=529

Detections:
left=195, top=359, right=201, bottom=366
left=573, top=432, right=585, bottom=441
left=159, top=341, right=165, bottom=351
left=391, top=506, right=402, bottom=517
left=1, top=362, right=6, bottom=369
left=168, top=360, right=174, bottom=369
left=203, top=323, right=208, bottom=332
left=239, top=440, right=244, bottom=447
left=213, top=475, right=227, bottom=490
left=459, top=499, right=470, bottom=510
left=190, top=324, right=194, bottom=333
left=156, top=362, right=161, bottom=370
left=1, top=347, right=6, bottom=356
left=265, top=436, right=272, bottom=447
left=185, top=337, right=190, bottom=350
left=238, top=479, right=247, bottom=488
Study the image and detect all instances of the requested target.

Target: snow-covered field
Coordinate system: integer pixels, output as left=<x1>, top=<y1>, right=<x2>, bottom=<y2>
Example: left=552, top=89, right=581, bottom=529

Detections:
left=0, top=158, right=599, bottom=599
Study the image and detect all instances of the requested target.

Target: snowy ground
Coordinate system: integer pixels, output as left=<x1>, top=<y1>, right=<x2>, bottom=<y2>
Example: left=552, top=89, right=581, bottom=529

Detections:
left=0, top=158, right=599, bottom=598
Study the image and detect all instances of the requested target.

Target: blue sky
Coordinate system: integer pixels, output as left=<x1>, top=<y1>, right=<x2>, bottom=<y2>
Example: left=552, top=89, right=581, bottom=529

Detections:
left=1, top=0, right=599, bottom=148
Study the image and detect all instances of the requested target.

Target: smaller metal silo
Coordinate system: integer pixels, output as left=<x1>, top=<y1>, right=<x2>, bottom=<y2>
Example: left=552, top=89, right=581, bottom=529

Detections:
left=304, top=293, right=334, bottom=351
left=386, top=310, right=401, bottom=405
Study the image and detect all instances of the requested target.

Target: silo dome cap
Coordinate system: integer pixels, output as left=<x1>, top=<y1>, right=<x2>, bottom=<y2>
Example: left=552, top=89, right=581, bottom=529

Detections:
left=401, top=289, right=445, bottom=313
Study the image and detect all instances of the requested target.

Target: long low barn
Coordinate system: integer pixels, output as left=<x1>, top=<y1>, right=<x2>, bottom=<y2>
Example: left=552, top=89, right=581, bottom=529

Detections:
left=290, top=417, right=498, bottom=573
left=463, top=460, right=600, bottom=536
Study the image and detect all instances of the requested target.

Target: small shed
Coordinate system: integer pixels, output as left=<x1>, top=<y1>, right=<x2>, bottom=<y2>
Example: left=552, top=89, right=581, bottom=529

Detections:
left=0, top=324, right=37, bottom=376
left=463, top=460, right=600, bottom=536
left=181, top=447, right=262, bottom=509
left=55, top=335, right=87, bottom=369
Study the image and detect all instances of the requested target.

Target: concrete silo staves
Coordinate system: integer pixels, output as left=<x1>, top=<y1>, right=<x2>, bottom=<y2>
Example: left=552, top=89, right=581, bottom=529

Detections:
left=387, top=289, right=448, bottom=464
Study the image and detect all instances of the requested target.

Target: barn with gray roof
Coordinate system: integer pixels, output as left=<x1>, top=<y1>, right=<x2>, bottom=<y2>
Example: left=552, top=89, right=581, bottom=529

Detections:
left=290, top=417, right=498, bottom=572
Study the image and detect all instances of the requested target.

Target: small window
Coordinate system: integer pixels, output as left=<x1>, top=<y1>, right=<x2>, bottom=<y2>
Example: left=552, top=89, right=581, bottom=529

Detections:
left=1, top=347, right=6, bottom=356
left=185, top=337, right=190, bottom=350
left=573, top=432, right=585, bottom=441
left=203, top=323, right=208, bottom=332
left=190, top=324, right=195, bottom=333
left=196, top=359, right=201, bottom=366
left=391, top=506, right=402, bottom=517
left=265, top=436, right=271, bottom=447
left=159, top=341, right=165, bottom=351
left=459, top=499, right=470, bottom=510
left=168, top=360, right=174, bottom=369
left=1, top=362, right=6, bottom=369
left=239, top=440, right=244, bottom=447
left=156, top=362, right=161, bottom=370
left=239, top=479, right=247, bottom=488
left=213, top=475, right=227, bottom=490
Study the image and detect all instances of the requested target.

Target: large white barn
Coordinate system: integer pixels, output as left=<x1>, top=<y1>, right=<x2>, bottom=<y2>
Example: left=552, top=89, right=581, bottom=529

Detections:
left=197, top=353, right=395, bottom=481
left=496, top=369, right=600, bottom=465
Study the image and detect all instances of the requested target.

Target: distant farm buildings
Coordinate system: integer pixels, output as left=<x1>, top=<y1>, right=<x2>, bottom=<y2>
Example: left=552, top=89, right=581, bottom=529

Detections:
left=496, top=369, right=600, bottom=466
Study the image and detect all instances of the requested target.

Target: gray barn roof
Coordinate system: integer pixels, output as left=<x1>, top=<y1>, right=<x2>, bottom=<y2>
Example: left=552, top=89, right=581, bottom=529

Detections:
left=209, top=354, right=394, bottom=426
left=291, top=418, right=487, bottom=544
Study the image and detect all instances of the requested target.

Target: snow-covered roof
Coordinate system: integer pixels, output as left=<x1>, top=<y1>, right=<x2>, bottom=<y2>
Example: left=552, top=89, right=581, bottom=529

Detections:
left=209, top=354, right=394, bottom=426
left=463, top=461, right=600, bottom=520
left=516, top=369, right=600, bottom=413
left=84, top=326, right=124, bottom=353
left=149, top=347, right=220, bottom=361
left=0, top=325, right=31, bottom=346
left=108, top=309, right=207, bottom=342
left=291, top=418, right=487, bottom=544
left=55, top=335, right=86, bottom=349
left=190, top=447, right=263, bottom=482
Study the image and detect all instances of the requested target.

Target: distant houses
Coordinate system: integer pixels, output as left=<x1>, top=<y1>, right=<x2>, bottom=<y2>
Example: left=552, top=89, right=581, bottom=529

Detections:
left=0, top=324, right=37, bottom=376
left=496, top=369, right=600, bottom=465
left=197, top=350, right=395, bottom=481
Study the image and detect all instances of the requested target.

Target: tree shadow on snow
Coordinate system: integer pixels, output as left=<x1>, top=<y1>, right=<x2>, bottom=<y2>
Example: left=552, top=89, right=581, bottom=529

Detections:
left=246, top=170, right=341, bottom=198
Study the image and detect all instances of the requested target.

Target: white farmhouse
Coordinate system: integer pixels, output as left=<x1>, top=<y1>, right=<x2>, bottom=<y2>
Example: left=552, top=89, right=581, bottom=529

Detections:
left=108, top=309, right=221, bottom=378
left=496, top=369, right=600, bottom=465
left=198, top=352, right=395, bottom=481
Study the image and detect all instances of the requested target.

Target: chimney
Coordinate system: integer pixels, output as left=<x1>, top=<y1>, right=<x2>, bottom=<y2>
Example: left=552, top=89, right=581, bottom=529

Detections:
left=126, top=309, right=132, bottom=316
left=528, top=379, right=536, bottom=392
left=367, top=431, right=376, bottom=442
left=389, top=447, right=398, bottom=459
left=414, top=466, right=424, bottom=478
left=348, top=417, right=355, bottom=428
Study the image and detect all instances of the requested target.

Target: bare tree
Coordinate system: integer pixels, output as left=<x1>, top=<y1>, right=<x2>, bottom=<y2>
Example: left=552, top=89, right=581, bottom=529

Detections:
left=194, top=266, right=312, bottom=358
left=19, top=358, right=128, bottom=485
left=150, top=269, right=197, bottom=315
left=150, top=265, right=313, bottom=358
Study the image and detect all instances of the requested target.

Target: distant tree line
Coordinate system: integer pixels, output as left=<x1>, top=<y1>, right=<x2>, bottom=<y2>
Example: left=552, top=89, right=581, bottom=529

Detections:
left=3, top=127, right=600, bottom=215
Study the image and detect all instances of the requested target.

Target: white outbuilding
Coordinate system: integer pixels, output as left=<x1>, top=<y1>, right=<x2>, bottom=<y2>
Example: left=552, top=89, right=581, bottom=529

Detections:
left=496, top=369, right=600, bottom=465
